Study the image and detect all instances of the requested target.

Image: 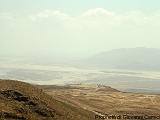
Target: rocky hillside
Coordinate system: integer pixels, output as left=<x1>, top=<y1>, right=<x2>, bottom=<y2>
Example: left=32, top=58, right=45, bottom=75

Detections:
left=0, top=80, right=94, bottom=120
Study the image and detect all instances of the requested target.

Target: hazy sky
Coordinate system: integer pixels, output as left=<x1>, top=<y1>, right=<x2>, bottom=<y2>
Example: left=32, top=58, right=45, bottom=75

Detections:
left=0, top=0, right=160, bottom=58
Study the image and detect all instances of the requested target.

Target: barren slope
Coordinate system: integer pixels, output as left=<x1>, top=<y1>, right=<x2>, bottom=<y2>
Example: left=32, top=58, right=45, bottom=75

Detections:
left=0, top=80, right=94, bottom=120
left=42, top=85, right=160, bottom=119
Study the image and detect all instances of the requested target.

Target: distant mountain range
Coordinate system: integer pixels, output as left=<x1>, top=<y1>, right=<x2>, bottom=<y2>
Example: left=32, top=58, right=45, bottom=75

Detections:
left=85, top=47, right=160, bottom=70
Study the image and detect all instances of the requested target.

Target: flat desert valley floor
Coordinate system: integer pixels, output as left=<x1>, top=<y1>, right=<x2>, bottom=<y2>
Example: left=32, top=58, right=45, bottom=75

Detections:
left=1, top=63, right=160, bottom=93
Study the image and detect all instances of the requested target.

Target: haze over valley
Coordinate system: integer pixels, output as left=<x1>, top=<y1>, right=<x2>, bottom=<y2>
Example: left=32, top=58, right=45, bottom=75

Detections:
left=1, top=48, right=160, bottom=93
left=1, top=1, right=160, bottom=119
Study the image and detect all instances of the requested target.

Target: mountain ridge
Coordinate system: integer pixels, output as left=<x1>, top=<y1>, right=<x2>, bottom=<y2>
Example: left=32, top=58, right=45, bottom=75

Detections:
left=85, top=47, right=160, bottom=70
